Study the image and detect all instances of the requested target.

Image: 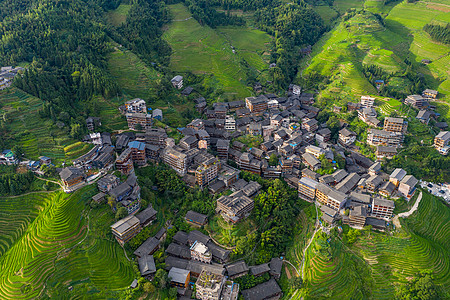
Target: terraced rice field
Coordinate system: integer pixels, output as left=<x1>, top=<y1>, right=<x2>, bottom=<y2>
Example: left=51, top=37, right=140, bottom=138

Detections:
left=304, top=0, right=450, bottom=108
left=163, top=3, right=254, bottom=99
left=0, top=187, right=135, bottom=298
left=302, top=192, right=450, bottom=299
left=0, top=88, right=94, bottom=163
left=303, top=237, right=376, bottom=299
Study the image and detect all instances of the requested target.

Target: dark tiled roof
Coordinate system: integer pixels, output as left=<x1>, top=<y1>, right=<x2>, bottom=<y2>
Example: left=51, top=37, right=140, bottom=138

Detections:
left=241, top=278, right=282, bottom=300
left=250, top=263, right=270, bottom=276
left=226, top=261, right=249, bottom=276
left=185, top=210, right=208, bottom=225
left=133, top=237, right=160, bottom=257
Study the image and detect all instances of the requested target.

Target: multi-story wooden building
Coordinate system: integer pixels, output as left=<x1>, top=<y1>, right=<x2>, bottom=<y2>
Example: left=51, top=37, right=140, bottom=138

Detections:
left=245, top=95, right=268, bottom=114
left=384, top=117, right=408, bottom=133
left=371, top=197, right=395, bottom=219
left=162, top=146, right=188, bottom=176
left=216, top=191, right=254, bottom=223
left=168, top=267, right=190, bottom=289
left=115, top=148, right=134, bottom=175
left=376, top=145, right=397, bottom=159
left=338, top=128, right=357, bottom=146
left=367, top=129, right=403, bottom=147
left=360, top=95, right=375, bottom=108
left=434, top=131, right=450, bottom=155
left=404, top=94, right=426, bottom=109
left=422, top=89, right=438, bottom=99
left=398, top=175, right=418, bottom=200
left=216, top=139, right=230, bottom=160
left=111, top=215, right=141, bottom=245
left=315, top=183, right=348, bottom=211
left=59, top=167, right=85, bottom=189
left=146, top=127, right=167, bottom=146
left=389, top=168, right=407, bottom=187
left=298, top=177, right=319, bottom=201
left=126, top=113, right=152, bottom=130
left=128, top=141, right=146, bottom=166
left=343, top=206, right=367, bottom=228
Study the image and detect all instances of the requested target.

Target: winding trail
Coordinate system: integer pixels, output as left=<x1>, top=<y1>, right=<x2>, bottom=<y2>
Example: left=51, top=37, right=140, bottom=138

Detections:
left=393, top=191, right=423, bottom=228
left=300, top=202, right=320, bottom=279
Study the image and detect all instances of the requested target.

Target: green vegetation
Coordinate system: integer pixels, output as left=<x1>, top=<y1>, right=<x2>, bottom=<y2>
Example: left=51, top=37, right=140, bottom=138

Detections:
left=236, top=134, right=263, bottom=149
left=0, top=186, right=136, bottom=299
left=106, top=4, right=132, bottom=26
left=0, top=88, right=92, bottom=163
left=163, top=3, right=254, bottom=99
left=299, top=192, right=450, bottom=299
left=302, top=1, right=450, bottom=104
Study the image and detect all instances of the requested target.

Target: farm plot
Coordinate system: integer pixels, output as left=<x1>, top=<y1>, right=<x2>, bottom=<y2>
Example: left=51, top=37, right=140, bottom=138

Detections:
left=0, top=187, right=135, bottom=299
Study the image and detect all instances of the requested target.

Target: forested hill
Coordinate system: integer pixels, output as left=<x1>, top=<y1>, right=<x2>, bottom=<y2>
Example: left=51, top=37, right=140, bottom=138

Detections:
left=0, top=0, right=325, bottom=148
left=0, top=0, right=170, bottom=140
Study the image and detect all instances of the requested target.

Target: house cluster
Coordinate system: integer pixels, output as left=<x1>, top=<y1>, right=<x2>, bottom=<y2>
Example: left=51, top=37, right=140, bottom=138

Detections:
left=118, top=98, right=163, bottom=130
left=0, top=149, right=17, bottom=165
left=434, top=131, right=450, bottom=156
left=299, top=163, right=418, bottom=229
left=0, top=66, right=24, bottom=90
left=163, top=228, right=283, bottom=299
left=112, top=204, right=283, bottom=299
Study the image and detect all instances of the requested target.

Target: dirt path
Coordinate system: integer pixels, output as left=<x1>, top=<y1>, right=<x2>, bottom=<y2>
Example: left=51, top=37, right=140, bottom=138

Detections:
left=204, top=228, right=236, bottom=250
left=285, top=266, right=292, bottom=279
left=393, top=191, right=423, bottom=228
left=301, top=202, right=320, bottom=278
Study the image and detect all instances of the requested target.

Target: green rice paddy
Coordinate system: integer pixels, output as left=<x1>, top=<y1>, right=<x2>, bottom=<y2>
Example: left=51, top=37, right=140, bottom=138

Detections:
left=106, top=4, right=132, bottom=26
left=0, top=186, right=135, bottom=299
left=163, top=3, right=271, bottom=99
left=303, top=0, right=450, bottom=106
left=300, top=192, right=450, bottom=299
left=0, top=88, right=94, bottom=163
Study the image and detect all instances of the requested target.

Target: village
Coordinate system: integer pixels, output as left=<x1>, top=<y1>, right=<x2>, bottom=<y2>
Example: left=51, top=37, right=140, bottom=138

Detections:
left=1, top=73, right=450, bottom=300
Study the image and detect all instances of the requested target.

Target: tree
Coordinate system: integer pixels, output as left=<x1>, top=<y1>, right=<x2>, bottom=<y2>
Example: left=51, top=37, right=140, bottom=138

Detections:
left=143, top=282, right=155, bottom=294
left=135, top=123, right=143, bottom=131
left=12, top=145, right=24, bottom=158
left=268, top=153, right=278, bottom=166
left=107, top=196, right=116, bottom=210
left=168, top=287, right=177, bottom=299
left=70, top=123, right=83, bottom=139
left=397, top=270, right=438, bottom=300
left=154, top=269, right=168, bottom=289
left=115, top=207, right=128, bottom=220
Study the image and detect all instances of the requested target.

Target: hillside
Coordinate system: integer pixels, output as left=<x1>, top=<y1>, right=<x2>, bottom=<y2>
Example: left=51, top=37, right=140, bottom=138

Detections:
left=163, top=3, right=272, bottom=99
left=0, top=186, right=135, bottom=299
left=298, top=191, right=450, bottom=299
left=305, top=0, right=450, bottom=115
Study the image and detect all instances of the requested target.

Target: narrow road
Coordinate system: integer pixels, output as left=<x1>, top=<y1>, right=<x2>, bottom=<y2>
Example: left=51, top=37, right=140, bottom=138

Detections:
left=392, top=191, right=422, bottom=228
left=398, top=191, right=423, bottom=218
left=301, top=202, right=320, bottom=278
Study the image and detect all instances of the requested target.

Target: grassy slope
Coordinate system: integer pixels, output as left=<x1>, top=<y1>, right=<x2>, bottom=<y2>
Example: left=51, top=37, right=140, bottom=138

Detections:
left=303, top=0, right=450, bottom=112
left=299, top=192, right=450, bottom=299
left=0, top=186, right=135, bottom=299
left=106, top=4, right=131, bottom=26
left=107, top=47, right=161, bottom=101
left=0, top=88, right=95, bottom=163
left=163, top=3, right=271, bottom=99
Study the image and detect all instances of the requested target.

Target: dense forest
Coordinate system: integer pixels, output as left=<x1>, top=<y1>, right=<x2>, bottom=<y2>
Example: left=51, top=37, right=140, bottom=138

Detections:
left=184, top=0, right=245, bottom=28
left=423, top=23, right=450, bottom=45
left=255, top=2, right=325, bottom=89
left=208, top=0, right=281, bottom=11
left=0, top=0, right=170, bottom=139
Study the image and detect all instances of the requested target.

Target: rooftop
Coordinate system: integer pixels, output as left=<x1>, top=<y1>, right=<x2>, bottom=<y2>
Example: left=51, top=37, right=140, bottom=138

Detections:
left=168, top=267, right=190, bottom=284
